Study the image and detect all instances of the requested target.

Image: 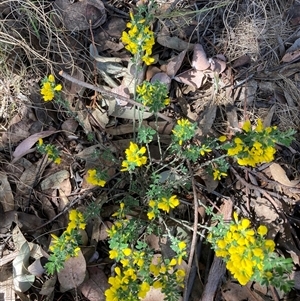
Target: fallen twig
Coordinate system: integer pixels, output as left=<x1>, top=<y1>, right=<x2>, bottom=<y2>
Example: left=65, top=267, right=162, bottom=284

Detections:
left=183, top=161, right=199, bottom=301
left=59, top=70, right=174, bottom=123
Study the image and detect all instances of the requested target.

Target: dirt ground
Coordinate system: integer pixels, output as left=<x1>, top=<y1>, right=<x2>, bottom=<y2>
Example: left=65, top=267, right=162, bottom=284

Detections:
left=1, top=0, right=300, bottom=300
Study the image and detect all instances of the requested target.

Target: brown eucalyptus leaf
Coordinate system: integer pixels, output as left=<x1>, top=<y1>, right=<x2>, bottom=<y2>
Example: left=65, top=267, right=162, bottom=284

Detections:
left=174, top=69, right=205, bottom=88
left=91, top=108, right=109, bottom=128
left=79, top=267, right=108, bottom=301
left=210, top=58, right=227, bottom=73
left=282, top=37, right=300, bottom=62
left=0, top=172, right=14, bottom=212
left=157, top=34, right=194, bottom=51
left=166, top=50, right=187, bottom=77
left=151, top=73, right=172, bottom=90
left=40, top=275, right=57, bottom=295
left=40, top=170, right=70, bottom=191
left=191, top=44, right=210, bottom=71
left=58, top=251, right=86, bottom=292
left=54, top=0, right=106, bottom=31
left=12, top=130, right=56, bottom=159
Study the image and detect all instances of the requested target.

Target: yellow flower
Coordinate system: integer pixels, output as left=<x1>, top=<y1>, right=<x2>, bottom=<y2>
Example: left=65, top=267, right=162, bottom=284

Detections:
left=147, top=210, right=155, bottom=220
left=242, top=120, right=251, bottom=132
left=54, top=157, right=61, bottom=164
left=41, top=82, right=54, bottom=101
left=178, top=241, right=186, bottom=251
left=264, top=240, right=275, bottom=252
left=40, top=74, right=62, bottom=102
left=257, top=225, right=268, bottom=236
left=121, top=142, right=147, bottom=171
left=122, top=248, right=132, bottom=256
left=255, top=119, right=264, bottom=132
left=213, top=169, right=227, bottom=181
left=109, top=249, right=119, bottom=259
left=138, top=282, right=150, bottom=298
left=142, top=55, right=155, bottom=65
left=157, top=195, right=180, bottom=213
left=86, top=169, right=106, bottom=187
left=219, top=135, right=227, bottom=142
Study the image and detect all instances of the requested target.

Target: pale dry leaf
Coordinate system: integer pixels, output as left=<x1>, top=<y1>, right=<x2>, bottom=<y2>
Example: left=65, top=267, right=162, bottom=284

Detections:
left=282, top=49, right=300, bottom=63
left=99, top=221, right=112, bottom=241
left=54, top=0, right=106, bottom=31
left=222, top=282, right=257, bottom=301
left=40, top=170, right=70, bottom=191
left=142, top=286, right=176, bottom=301
left=232, top=54, right=251, bottom=68
left=40, top=275, right=57, bottom=296
left=151, top=73, right=172, bottom=90
left=91, top=108, right=109, bottom=129
left=0, top=172, right=14, bottom=212
left=282, top=37, right=300, bottom=62
left=111, top=84, right=130, bottom=106
left=166, top=50, right=187, bottom=77
left=210, top=58, right=227, bottom=73
left=61, top=119, right=78, bottom=133
left=196, top=168, right=218, bottom=193
left=269, top=163, right=300, bottom=187
left=191, top=44, right=210, bottom=70
left=174, top=68, right=205, bottom=88
left=263, top=105, right=276, bottom=127
left=58, top=250, right=86, bottom=292
left=197, top=104, right=217, bottom=136
left=68, top=67, right=85, bottom=95
left=28, top=258, right=44, bottom=276
left=145, top=234, right=160, bottom=251
left=156, top=34, right=194, bottom=51
left=79, top=267, right=108, bottom=301
left=13, top=242, right=35, bottom=292
left=111, top=105, right=153, bottom=119
left=12, top=130, right=56, bottom=159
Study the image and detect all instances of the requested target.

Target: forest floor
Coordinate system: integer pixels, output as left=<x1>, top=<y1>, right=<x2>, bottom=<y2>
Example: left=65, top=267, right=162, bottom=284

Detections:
left=1, top=0, right=300, bottom=300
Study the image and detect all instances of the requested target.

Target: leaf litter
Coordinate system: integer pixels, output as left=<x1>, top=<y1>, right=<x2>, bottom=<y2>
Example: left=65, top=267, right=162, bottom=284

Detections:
left=0, top=0, right=300, bottom=300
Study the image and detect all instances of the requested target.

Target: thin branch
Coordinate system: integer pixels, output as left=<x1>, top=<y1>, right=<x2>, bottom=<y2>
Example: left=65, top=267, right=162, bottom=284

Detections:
left=183, top=160, right=199, bottom=301
left=59, top=70, right=174, bottom=123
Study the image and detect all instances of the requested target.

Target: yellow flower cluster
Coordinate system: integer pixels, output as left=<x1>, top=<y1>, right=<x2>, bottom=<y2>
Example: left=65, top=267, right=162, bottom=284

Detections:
left=208, top=212, right=276, bottom=286
left=38, top=138, right=61, bottom=164
left=86, top=169, right=106, bottom=187
left=172, top=118, right=196, bottom=146
left=121, top=11, right=155, bottom=65
left=46, top=209, right=86, bottom=274
left=121, top=141, right=147, bottom=171
left=223, top=119, right=277, bottom=167
left=40, top=74, right=62, bottom=102
left=213, top=168, right=227, bottom=181
left=105, top=266, right=151, bottom=301
left=106, top=203, right=187, bottom=301
left=136, top=81, right=170, bottom=112
left=147, top=195, right=180, bottom=220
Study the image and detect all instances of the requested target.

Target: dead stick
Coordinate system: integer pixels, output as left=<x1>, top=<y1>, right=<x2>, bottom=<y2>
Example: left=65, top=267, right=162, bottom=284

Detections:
left=183, top=161, right=199, bottom=301
left=230, top=167, right=286, bottom=219
left=59, top=70, right=174, bottom=123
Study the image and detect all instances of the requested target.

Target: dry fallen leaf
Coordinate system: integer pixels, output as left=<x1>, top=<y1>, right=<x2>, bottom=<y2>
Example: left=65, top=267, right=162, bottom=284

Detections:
left=269, top=163, right=300, bottom=187
left=157, top=34, right=194, bottom=51
left=282, top=37, right=300, bottom=62
left=166, top=50, right=187, bottom=77
left=80, top=267, right=108, bottom=301
left=58, top=250, right=86, bottom=292
left=191, top=44, right=211, bottom=71
left=12, top=130, right=56, bottom=160
left=174, top=68, right=206, bottom=89
left=0, top=172, right=14, bottom=212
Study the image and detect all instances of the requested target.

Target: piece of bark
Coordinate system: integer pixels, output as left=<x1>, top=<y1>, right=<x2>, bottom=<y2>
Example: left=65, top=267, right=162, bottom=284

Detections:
left=200, top=256, right=225, bottom=301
